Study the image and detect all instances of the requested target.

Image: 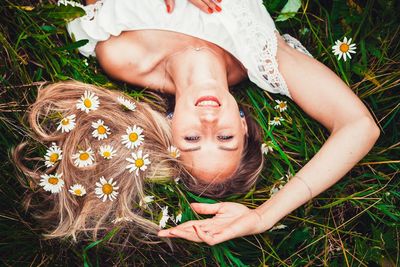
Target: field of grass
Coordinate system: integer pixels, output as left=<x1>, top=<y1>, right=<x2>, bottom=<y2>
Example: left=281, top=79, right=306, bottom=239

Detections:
left=0, top=0, right=399, bottom=266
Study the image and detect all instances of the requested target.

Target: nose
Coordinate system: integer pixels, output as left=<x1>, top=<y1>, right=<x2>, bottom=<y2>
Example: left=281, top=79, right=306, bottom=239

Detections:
left=199, top=112, right=218, bottom=124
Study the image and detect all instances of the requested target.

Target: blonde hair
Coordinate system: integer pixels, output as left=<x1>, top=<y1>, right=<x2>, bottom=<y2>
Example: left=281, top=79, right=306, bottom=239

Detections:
left=13, top=81, right=180, bottom=242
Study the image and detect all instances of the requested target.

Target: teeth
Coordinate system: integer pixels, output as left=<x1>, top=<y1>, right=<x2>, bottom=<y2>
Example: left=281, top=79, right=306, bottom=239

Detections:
left=197, top=100, right=219, bottom=106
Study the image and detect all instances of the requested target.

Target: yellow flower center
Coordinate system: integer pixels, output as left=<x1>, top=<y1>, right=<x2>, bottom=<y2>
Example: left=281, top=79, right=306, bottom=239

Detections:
left=48, top=177, right=59, bottom=185
left=74, top=189, right=82, bottom=196
left=84, top=98, right=92, bottom=108
left=97, top=125, right=107, bottom=134
left=129, top=133, right=138, bottom=142
left=170, top=152, right=177, bottom=158
left=274, top=117, right=280, bottom=122
left=103, top=151, right=111, bottom=158
left=49, top=153, right=59, bottom=162
left=102, top=184, right=113, bottom=195
left=135, top=158, right=144, bottom=168
left=61, top=118, right=69, bottom=125
left=79, top=152, right=90, bottom=161
left=340, top=43, right=349, bottom=52
left=279, top=102, right=286, bottom=108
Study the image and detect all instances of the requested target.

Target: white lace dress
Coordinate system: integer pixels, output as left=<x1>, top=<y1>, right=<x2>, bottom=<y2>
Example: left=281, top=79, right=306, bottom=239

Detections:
left=66, top=0, right=313, bottom=99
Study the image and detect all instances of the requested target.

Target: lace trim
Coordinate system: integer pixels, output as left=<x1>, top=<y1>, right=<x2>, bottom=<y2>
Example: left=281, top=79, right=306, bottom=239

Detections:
left=281, top=33, right=314, bottom=58
left=226, top=1, right=292, bottom=98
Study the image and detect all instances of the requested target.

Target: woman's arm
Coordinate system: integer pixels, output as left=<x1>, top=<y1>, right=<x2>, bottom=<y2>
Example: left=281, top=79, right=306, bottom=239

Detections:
left=254, top=34, right=380, bottom=229
left=158, top=34, right=380, bottom=245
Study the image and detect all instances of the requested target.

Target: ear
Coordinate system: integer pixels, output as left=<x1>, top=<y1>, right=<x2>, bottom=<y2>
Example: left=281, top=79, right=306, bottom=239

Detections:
left=241, top=116, right=249, bottom=136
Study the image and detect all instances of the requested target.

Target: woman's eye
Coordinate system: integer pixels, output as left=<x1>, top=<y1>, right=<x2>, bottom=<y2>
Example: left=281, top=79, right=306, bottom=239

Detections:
left=184, top=136, right=200, bottom=141
left=217, top=135, right=233, bottom=141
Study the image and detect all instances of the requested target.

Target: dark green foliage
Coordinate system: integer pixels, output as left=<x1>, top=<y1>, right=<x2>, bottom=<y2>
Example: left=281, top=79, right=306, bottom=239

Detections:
left=1, top=0, right=399, bottom=266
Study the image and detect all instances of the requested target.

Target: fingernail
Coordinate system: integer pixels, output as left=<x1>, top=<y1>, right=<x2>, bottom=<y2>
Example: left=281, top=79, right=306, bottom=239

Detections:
left=215, top=6, right=222, bottom=12
left=166, top=4, right=171, bottom=13
left=208, top=7, right=213, bottom=14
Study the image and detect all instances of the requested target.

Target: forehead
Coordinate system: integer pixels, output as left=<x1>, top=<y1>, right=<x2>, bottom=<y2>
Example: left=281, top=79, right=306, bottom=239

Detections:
left=181, top=148, right=242, bottom=183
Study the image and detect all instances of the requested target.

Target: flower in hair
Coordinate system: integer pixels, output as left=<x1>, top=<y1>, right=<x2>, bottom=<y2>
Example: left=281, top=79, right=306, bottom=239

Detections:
left=269, top=116, right=285, bottom=126
left=39, top=173, right=64, bottom=193
left=72, top=147, right=95, bottom=167
left=121, top=125, right=144, bottom=149
left=99, top=145, right=117, bottom=159
left=95, top=176, right=119, bottom=202
left=261, top=143, right=273, bottom=155
left=91, top=119, right=111, bottom=140
left=139, top=195, right=155, bottom=207
left=68, top=183, right=86, bottom=196
left=44, top=143, right=63, bottom=167
left=168, top=146, right=180, bottom=159
left=57, top=114, right=76, bottom=133
left=126, top=150, right=151, bottom=176
left=117, top=96, right=136, bottom=111
left=159, top=206, right=170, bottom=229
left=274, top=100, right=288, bottom=112
left=76, top=91, right=100, bottom=113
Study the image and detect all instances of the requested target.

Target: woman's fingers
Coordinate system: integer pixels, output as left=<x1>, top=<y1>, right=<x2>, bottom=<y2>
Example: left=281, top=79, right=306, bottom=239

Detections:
left=189, top=0, right=222, bottom=14
left=190, top=202, right=223, bottom=215
left=164, top=0, right=175, bottom=13
left=169, top=228, right=203, bottom=242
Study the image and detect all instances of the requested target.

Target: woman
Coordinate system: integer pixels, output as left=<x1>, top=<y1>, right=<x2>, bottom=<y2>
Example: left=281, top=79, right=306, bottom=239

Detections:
left=65, top=0, right=380, bottom=245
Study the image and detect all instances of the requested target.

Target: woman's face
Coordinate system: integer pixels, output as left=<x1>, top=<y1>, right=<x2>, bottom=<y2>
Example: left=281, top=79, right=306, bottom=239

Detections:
left=171, top=85, right=248, bottom=183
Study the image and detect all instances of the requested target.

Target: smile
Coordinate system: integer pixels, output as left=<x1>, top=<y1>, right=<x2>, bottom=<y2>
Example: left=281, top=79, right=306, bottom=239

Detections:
left=195, top=96, right=221, bottom=107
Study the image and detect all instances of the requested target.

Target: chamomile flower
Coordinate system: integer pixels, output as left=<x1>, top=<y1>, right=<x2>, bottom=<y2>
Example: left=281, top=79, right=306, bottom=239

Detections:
left=126, top=150, right=151, bottom=176
left=57, top=114, right=76, bottom=133
left=39, top=173, right=64, bottom=193
left=139, top=195, right=155, bottom=207
left=44, top=143, right=63, bottom=167
left=91, top=119, right=111, bottom=140
left=175, top=212, right=182, bottom=223
left=117, top=96, right=136, bottom=111
left=95, top=176, right=119, bottom=202
left=76, top=90, right=100, bottom=113
left=261, top=143, right=273, bottom=155
left=332, top=37, right=357, bottom=62
left=121, top=125, right=144, bottom=149
left=269, top=116, right=285, bottom=126
left=168, top=146, right=180, bottom=158
left=98, top=145, right=117, bottom=159
left=159, top=206, right=170, bottom=228
left=72, top=148, right=95, bottom=167
left=68, top=183, right=86, bottom=196
left=274, top=100, right=288, bottom=112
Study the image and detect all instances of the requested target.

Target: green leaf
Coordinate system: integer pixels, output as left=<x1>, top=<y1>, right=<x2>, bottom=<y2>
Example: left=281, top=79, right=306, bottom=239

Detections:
left=275, top=0, right=302, bottom=22
left=186, top=191, right=218, bottom=204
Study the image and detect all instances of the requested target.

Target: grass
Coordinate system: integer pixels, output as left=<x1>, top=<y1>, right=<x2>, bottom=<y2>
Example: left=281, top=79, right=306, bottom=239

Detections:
left=0, top=0, right=399, bottom=266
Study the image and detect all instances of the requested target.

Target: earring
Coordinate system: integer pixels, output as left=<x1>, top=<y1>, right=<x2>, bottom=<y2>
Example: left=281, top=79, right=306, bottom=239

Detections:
left=239, top=110, right=245, bottom=118
left=166, top=112, right=174, bottom=120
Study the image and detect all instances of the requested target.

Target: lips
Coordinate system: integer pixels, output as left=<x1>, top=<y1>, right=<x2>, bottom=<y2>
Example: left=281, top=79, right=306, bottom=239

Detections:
left=195, top=96, right=221, bottom=107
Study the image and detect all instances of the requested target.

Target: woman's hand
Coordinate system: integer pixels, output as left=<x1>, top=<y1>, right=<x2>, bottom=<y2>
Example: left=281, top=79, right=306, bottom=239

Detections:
left=157, top=202, right=268, bottom=246
left=164, top=0, right=222, bottom=14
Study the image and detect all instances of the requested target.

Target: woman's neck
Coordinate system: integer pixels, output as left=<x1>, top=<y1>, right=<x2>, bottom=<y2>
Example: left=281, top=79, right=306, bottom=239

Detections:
left=165, top=47, right=229, bottom=98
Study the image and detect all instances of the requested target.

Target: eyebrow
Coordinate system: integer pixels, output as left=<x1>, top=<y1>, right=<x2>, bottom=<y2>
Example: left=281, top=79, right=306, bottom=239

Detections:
left=180, top=146, right=239, bottom=152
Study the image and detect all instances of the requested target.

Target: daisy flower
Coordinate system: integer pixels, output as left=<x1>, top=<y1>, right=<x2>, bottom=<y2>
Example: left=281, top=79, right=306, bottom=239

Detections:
left=274, top=100, right=288, bottom=112
left=68, top=183, right=86, bottom=196
left=139, top=195, right=155, bottom=207
left=98, top=145, right=117, bottom=159
left=95, top=176, right=119, bottom=202
left=126, top=150, right=151, bottom=176
left=332, top=36, right=357, bottom=62
left=168, top=145, right=180, bottom=158
left=159, top=206, right=170, bottom=229
left=76, top=90, right=100, bottom=113
left=72, top=148, right=95, bottom=167
left=121, top=125, right=144, bottom=149
left=91, top=119, right=111, bottom=140
left=117, top=96, right=136, bottom=111
left=269, top=116, right=285, bottom=126
left=261, top=143, right=273, bottom=155
left=39, top=173, right=64, bottom=193
left=57, top=114, right=76, bottom=133
left=175, top=212, right=182, bottom=224
left=44, top=142, right=63, bottom=167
